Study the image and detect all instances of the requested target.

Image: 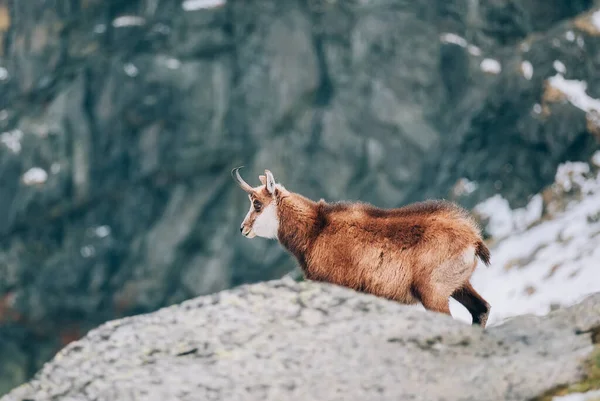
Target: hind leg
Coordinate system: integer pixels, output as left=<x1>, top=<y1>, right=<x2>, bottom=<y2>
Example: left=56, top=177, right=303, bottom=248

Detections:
left=451, top=282, right=491, bottom=328
left=412, top=285, right=451, bottom=316
left=418, top=256, right=474, bottom=318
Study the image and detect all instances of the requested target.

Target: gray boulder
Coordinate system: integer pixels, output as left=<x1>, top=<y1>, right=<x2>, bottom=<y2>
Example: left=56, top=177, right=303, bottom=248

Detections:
left=2, top=278, right=599, bottom=401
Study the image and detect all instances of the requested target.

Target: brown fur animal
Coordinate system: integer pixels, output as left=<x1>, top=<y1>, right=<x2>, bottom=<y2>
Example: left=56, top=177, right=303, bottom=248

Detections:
left=232, top=167, right=492, bottom=328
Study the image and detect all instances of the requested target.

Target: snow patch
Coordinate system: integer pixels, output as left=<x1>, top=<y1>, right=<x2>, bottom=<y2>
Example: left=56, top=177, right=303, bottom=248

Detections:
left=452, top=177, right=478, bottom=197
left=124, top=63, right=139, bottom=77
left=521, top=61, right=533, bottom=80
left=533, top=103, right=542, bottom=114
left=512, top=194, right=544, bottom=231
left=94, top=225, right=111, bottom=238
left=592, top=150, right=600, bottom=167
left=1, top=129, right=23, bottom=154
left=555, top=162, right=590, bottom=193
left=439, top=32, right=481, bottom=56
left=460, top=178, right=478, bottom=195
left=565, top=31, right=576, bottom=41
left=93, top=24, right=106, bottom=34
left=450, top=158, right=600, bottom=327
left=112, top=16, right=145, bottom=28
left=0, top=66, right=8, bottom=81
left=80, top=245, right=96, bottom=258
left=182, top=0, right=225, bottom=10
left=480, top=58, right=501, bottom=74
left=553, top=60, right=566, bottom=74
left=474, top=193, right=542, bottom=239
left=467, top=45, right=482, bottom=56
left=440, top=33, right=468, bottom=47
left=22, top=167, right=48, bottom=185
left=548, top=74, right=600, bottom=113
left=592, top=10, right=600, bottom=31
left=165, top=58, right=181, bottom=69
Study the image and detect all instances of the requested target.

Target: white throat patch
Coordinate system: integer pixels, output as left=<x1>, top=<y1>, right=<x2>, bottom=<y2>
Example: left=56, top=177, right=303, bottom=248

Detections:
left=252, top=202, right=279, bottom=239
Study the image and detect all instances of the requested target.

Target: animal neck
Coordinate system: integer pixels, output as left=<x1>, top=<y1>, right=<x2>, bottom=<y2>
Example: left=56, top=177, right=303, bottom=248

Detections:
left=275, top=192, right=320, bottom=263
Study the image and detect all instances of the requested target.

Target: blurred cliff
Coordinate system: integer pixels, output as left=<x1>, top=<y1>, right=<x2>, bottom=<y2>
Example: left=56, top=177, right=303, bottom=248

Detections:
left=0, top=0, right=600, bottom=394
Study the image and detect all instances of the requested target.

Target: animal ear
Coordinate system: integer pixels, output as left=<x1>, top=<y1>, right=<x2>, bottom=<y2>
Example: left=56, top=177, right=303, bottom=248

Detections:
left=258, top=175, right=267, bottom=185
left=264, top=170, right=276, bottom=194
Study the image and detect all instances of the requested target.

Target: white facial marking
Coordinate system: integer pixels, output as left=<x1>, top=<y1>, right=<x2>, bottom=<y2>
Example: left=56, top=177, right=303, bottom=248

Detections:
left=462, top=246, right=476, bottom=265
left=252, top=202, right=279, bottom=239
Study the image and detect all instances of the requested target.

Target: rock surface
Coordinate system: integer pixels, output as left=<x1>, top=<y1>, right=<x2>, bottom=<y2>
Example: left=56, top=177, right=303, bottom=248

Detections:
left=1, top=0, right=600, bottom=394
left=2, top=278, right=600, bottom=401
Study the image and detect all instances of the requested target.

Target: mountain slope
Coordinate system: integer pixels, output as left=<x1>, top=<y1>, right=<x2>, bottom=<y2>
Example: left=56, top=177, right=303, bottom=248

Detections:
left=449, top=150, right=600, bottom=327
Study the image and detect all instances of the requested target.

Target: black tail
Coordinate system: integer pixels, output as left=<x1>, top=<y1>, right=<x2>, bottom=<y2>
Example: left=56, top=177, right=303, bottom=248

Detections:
left=476, top=240, right=491, bottom=266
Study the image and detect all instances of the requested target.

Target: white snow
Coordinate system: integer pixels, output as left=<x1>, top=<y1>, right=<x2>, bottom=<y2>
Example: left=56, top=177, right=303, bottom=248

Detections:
left=553, top=389, right=600, bottom=401
left=473, top=195, right=514, bottom=239
left=548, top=74, right=600, bottom=113
left=467, top=45, right=482, bottom=56
left=447, top=159, right=600, bottom=327
left=521, top=61, right=533, bottom=80
left=555, top=162, right=590, bottom=192
left=480, top=58, right=501, bottom=74
left=1, top=129, right=23, bottom=154
left=94, top=225, right=111, bottom=238
left=566, top=31, right=576, bottom=42
left=124, top=63, right=139, bottom=77
left=0, top=66, right=8, bottom=80
left=474, top=193, right=542, bottom=240
left=112, top=16, right=145, bottom=28
left=533, top=103, right=542, bottom=114
left=553, top=60, right=567, bottom=74
left=93, top=24, right=106, bottom=34
left=165, top=58, right=181, bottom=69
left=592, top=10, right=600, bottom=31
left=440, top=33, right=468, bottom=47
left=182, top=0, right=225, bottom=11
left=439, top=33, right=481, bottom=56
left=459, top=178, right=478, bottom=195
left=22, top=167, right=48, bottom=185
left=80, top=245, right=96, bottom=258
left=592, top=150, right=600, bottom=167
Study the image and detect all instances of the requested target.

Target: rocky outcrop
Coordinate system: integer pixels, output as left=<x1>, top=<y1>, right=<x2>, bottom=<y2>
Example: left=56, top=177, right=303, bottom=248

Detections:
left=2, top=278, right=600, bottom=401
left=408, top=3, right=600, bottom=209
left=1, top=0, right=600, bottom=394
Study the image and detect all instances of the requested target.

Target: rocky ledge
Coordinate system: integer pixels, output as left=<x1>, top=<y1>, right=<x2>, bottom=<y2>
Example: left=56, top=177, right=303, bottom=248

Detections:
left=2, top=278, right=599, bottom=401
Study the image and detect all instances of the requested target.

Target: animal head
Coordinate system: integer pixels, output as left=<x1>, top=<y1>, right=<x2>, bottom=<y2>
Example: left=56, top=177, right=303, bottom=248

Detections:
left=232, top=167, right=285, bottom=239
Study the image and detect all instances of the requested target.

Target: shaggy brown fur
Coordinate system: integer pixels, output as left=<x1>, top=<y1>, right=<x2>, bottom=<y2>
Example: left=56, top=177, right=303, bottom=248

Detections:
left=233, top=168, right=492, bottom=328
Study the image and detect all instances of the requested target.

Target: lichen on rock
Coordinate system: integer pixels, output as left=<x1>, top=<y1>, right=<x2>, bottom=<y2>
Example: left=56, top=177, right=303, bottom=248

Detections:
left=2, top=279, right=600, bottom=401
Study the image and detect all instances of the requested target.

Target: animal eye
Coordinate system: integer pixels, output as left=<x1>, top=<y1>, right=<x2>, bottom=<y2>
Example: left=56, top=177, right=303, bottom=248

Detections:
left=253, top=200, right=262, bottom=211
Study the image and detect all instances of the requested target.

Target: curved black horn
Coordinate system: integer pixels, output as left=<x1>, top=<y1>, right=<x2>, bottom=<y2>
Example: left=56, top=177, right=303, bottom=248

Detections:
left=231, top=166, right=254, bottom=193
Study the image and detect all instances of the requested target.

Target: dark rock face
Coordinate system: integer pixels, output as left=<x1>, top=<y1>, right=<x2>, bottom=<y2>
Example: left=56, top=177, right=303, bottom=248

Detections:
left=409, top=4, right=600, bottom=209
left=0, top=0, right=599, bottom=394
left=3, top=279, right=600, bottom=401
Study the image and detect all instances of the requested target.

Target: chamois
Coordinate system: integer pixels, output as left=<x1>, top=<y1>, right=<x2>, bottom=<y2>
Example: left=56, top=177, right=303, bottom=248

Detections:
left=232, top=167, right=492, bottom=328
